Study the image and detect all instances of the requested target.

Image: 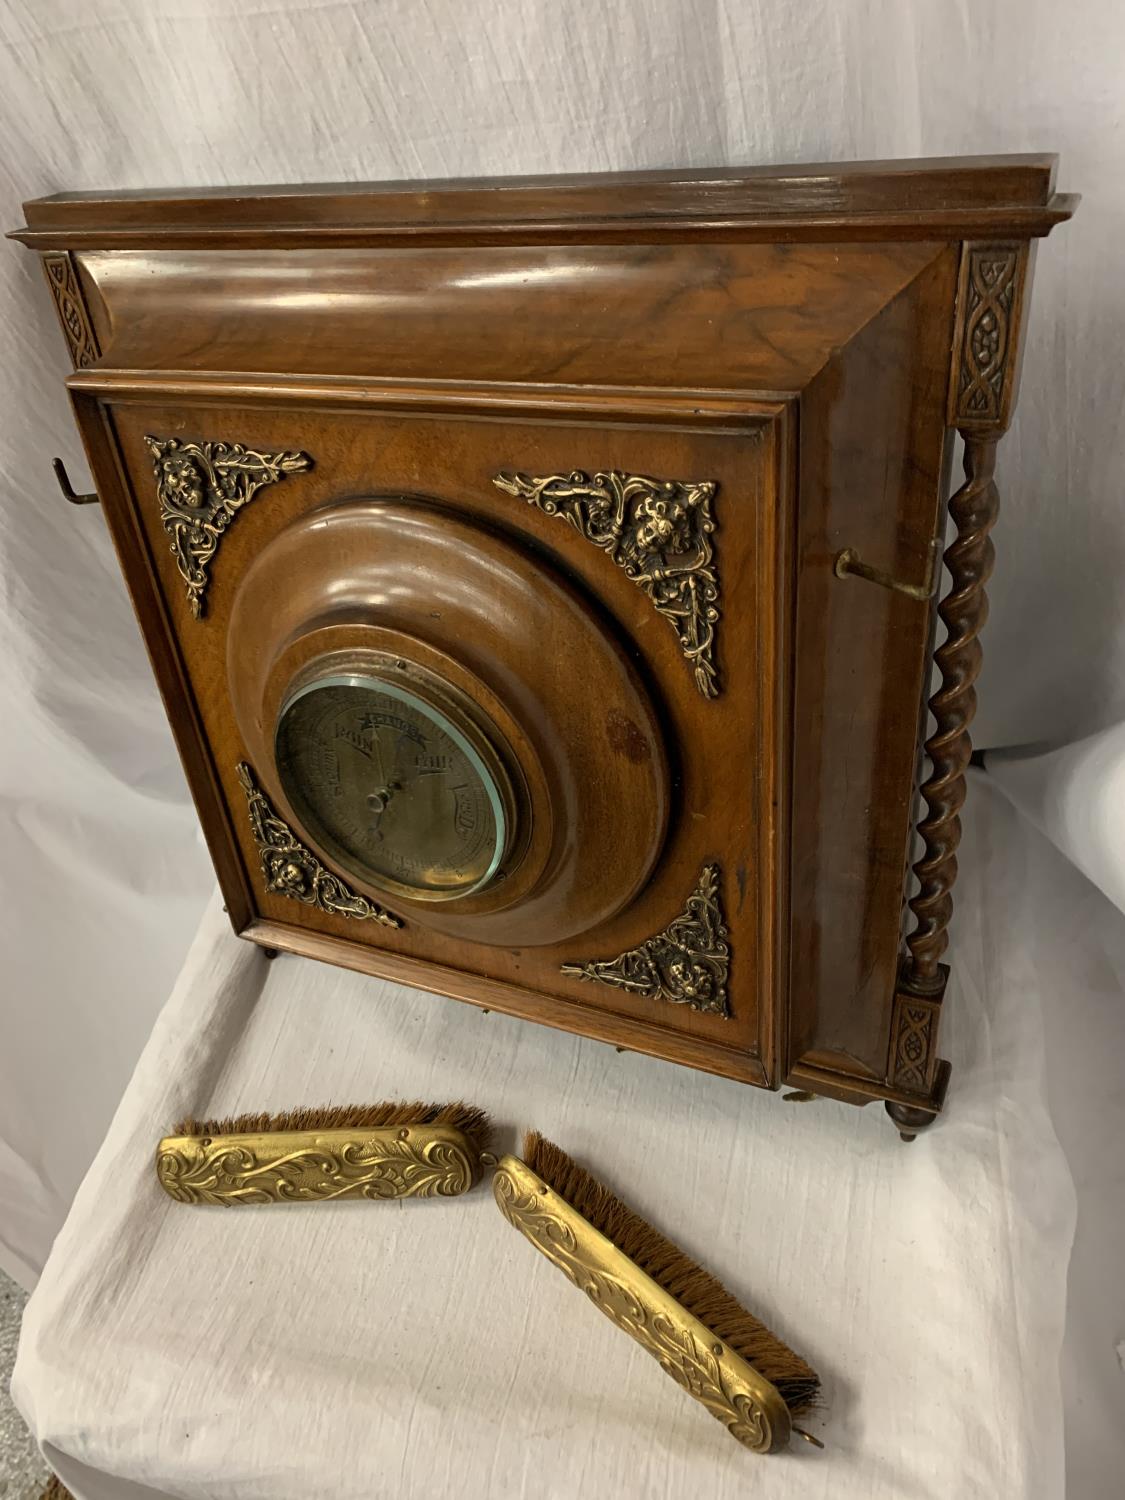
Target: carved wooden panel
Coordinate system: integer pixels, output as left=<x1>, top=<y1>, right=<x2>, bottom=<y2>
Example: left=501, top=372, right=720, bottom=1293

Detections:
left=949, top=242, right=1029, bottom=430
left=99, top=396, right=784, bottom=1090
left=41, top=251, right=99, bottom=369
left=887, top=989, right=944, bottom=1095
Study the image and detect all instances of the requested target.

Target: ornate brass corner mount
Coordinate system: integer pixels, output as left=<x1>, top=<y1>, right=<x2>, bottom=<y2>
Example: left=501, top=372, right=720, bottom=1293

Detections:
left=157, top=1124, right=480, bottom=1205
left=562, top=862, right=730, bottom=1016
left=144, top=436, right=312, bottom=617
left=493, top=468, right=720, bottom=697
left=492, top=1154, right=790, bottom=1452
left=236, top=762, right=401, bottom=928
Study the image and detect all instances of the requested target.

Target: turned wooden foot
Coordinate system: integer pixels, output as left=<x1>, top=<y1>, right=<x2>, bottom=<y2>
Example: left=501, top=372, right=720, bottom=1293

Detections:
left=885, top=1098, right=938, bottom=1142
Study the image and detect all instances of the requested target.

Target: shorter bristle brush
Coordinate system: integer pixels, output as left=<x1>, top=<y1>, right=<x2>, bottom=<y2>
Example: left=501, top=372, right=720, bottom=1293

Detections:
left=490, top=1132, right=822, bottom=1454
left=157, top=1102, right=490, bottom=1205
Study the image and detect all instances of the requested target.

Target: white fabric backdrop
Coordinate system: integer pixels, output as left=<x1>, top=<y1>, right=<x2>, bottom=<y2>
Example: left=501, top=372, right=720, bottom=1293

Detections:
left=1, top=0, right=1122, bottom=1493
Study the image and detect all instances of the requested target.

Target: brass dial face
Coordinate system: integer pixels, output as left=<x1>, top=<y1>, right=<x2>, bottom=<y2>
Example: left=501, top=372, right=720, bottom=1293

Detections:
left=274, top=666, right=511, bottom=903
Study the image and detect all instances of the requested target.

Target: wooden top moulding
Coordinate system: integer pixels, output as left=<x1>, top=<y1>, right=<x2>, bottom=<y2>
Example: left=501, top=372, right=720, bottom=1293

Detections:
left=10, top=154, right=1075, bottom=249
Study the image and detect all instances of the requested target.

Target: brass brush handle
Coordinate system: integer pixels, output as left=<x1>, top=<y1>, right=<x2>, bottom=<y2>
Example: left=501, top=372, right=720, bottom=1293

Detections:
left=491, top=1154, right=793, bottom=1454
left=156, top=1123, right=482, bottom=1205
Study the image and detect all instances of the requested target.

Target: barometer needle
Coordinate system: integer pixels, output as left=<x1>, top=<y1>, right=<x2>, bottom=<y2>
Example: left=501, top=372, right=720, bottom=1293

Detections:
left=371, top=727, right=388, bottom=786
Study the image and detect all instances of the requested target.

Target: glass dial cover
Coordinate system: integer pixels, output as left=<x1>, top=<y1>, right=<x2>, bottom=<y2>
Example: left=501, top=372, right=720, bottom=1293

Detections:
left=274, top=671, right=508, bottom=902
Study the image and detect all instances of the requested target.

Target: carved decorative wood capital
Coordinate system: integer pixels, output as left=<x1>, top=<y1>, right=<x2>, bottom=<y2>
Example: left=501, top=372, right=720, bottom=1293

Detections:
left=949, top=243, right=1029, bottom=431
left=41, top=251, right=99, bottom=369
left=887, top=979, right=948, bottom=1094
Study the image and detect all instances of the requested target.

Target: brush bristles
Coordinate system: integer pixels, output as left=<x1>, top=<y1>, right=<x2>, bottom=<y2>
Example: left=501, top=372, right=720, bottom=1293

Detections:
left=523, top=1132, right=819, bottom=1415
left=174, top=1101, right=491, bottom=1148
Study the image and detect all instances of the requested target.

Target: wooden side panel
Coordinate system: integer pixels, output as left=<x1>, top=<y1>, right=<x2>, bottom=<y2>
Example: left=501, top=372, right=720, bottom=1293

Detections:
left=787, top=247, right=959, bottom=1086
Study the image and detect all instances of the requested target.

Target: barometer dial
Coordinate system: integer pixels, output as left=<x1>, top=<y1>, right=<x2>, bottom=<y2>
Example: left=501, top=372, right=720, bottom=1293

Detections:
left=274, top=671, right=509, bottom=903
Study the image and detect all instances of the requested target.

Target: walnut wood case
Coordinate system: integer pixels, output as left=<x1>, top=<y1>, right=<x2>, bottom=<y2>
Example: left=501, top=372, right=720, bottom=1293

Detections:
left=11, top=156, right=1075, bottom=1134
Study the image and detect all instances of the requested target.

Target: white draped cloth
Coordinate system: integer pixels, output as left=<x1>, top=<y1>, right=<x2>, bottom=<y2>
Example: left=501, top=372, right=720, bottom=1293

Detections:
left=2, top=2, right=1124, bottom=1496
left=7, top=782, right=1098, bottom=1499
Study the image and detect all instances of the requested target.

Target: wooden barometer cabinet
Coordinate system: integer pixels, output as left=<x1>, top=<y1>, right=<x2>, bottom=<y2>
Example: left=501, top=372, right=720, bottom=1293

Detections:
left=12, top=156, right=1075, bottom=1135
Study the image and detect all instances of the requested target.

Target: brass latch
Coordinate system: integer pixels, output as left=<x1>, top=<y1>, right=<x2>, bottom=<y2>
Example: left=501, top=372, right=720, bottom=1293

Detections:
left=834, top=539, right=940, bottom=602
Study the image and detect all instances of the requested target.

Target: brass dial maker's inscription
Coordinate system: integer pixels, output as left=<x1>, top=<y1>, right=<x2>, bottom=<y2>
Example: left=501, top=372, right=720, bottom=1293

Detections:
left=274, top=669, right=510, bottom=904
left=493, top=469, right=721, bottom=697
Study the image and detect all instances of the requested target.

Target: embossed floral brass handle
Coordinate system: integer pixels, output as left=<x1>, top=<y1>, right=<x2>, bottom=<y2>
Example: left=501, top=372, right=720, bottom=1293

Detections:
left=492, top=1154, right=793, bottom=1453
left=157, top=1122, right=482, bottom=1204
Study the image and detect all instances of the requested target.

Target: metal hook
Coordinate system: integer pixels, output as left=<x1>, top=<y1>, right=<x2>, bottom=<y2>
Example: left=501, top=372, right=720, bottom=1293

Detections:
left=834, top=539, right=939, bottom=602
left=53, top=457, right=98, bottom=505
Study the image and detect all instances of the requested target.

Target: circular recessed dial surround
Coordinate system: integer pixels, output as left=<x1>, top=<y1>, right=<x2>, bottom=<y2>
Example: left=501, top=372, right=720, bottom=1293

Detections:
left=274, top=664, right=512, bottom=903
left=228, top=495, right=670, bottom=946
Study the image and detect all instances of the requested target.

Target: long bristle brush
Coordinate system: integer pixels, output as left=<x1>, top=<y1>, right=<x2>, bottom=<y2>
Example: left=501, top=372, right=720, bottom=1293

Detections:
left=157, top=1102, right=490, bottom=1204
left=489, top=1132, right=822, bottom=1454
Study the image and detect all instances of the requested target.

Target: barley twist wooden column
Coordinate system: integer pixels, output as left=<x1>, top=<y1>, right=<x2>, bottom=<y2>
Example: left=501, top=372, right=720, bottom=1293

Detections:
left=887, top=242, right=1031, bottom=1139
